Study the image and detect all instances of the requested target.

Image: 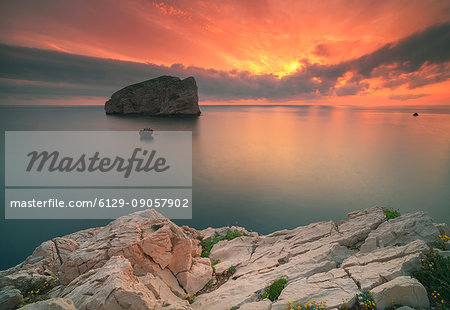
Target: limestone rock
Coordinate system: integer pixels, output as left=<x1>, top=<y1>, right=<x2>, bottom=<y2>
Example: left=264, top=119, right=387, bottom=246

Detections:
left=0, top=287, right=23, bottom=310
left=239, top=299, right=272, bottom=310
left=434, top=222, right=450, bottom=236
left=176, top=257, right=212, bottom=294
left=61, top=256, right=158, bottom=310
left=342, top=239, right=428, bottom=269
left=105, top=76, right=201, bottom=116
left=0, top=270, right=50, bottom=297
left=138, top=273, right=184, bottom=307
left=52, top=238, right=80, bottom=265
left=335, top=206, right=387, bottom=246
left=193, top=208, right=391, bottom=310
left=0, top=237, right=79, bottom=294
left=192, top=259, right=334, bottom=309
left=272, top=269, right=359, bottom=310
left=1, top=207, right=446, bottom=310
left=348, top=254, right=421, bottom=290
left=341, top=240, right=428, bottom=289
left=370, top=276, right=429, bottom=310
left=360, top=211, right=439, bottom=252
left=20, top=298, right=76, bottom=310
left=62, top=227, right=101, bottom=243
left=59, top=209, right=198, bottom=292
left=342, top=240, right=427, bottom=289
left=210, top=237, right=256, bottom=268
left=214, top=261, right=233, bottom=275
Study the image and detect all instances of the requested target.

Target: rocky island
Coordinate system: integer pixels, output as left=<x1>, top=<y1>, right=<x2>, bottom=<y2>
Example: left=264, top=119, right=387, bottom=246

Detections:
left=105, top=76, right=201, bottom=116
left=0, top=207, right=448, bottom=310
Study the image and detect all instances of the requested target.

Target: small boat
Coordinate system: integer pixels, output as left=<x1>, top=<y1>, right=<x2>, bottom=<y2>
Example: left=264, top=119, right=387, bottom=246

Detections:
left=413, top=112, right=419, bottom=117
left=139, top=127, right=154, bottom=137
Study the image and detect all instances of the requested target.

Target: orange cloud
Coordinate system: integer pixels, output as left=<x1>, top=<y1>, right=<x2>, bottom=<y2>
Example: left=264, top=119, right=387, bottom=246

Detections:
left=0, top=0, right=448, bottom=104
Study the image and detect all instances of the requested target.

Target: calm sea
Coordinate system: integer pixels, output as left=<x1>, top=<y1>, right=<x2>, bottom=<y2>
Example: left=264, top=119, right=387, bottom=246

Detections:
left=1, top=105, right=449, bottom=269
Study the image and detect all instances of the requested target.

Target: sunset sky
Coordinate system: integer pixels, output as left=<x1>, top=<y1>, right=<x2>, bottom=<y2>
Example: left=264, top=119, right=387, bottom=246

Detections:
left=0, top=0, right=449, bottom=105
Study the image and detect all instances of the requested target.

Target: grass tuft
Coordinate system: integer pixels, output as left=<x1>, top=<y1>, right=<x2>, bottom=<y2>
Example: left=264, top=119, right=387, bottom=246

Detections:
left=261, top=278, right=288, bottom=301
left=384, top=208, right=401, bottom=220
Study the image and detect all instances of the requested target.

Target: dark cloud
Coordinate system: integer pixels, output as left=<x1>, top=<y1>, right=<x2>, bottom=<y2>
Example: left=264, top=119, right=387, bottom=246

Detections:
left=0, top=23, right=448, bottom=103
left=335, top=82, right=370, bottom=97
left=363, top=23, right=449, bottom=73
left=313, top=44, right=330, bottom=57
left=348, top=22, right=450, bottom=85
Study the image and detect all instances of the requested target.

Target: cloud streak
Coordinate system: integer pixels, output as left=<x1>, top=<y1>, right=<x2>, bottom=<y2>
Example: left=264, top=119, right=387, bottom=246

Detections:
left=389, top=94, right=429, bottom=101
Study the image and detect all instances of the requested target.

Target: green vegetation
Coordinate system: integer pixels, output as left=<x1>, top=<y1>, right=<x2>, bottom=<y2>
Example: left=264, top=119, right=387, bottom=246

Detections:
left=196, top=265, right=238, bottom=297
left=186, top=292, right=195, bottom=304
left=227, top=265, right=236, bottom=275
left=355, top=290, right=376, bottom=309
left=261, top=278, right=288, bottom=301
left=436, top=234, right=449, bottom=251
left=211, top=259, right=221, bottom=273
left=412, top=248, right=449, bottom=310
left=384, top=208, right=401, bottom=220
left=221, top=265, right=237, bottom=277
left=18, top=276, right=60, bottom=307
left=201, top=237, right=221, bottom=258
left=226, top=229, right=253, bottom=240
left=201, top=229, right=253, bottom=258
left=288, top=300, right=327, bottom=309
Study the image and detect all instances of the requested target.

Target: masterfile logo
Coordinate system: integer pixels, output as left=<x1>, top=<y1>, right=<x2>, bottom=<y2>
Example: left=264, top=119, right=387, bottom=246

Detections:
left=5, top=131, right=191, bottom=187
left=4, top=131, right=192, bottom=220
left=26, top=148, right=170, bottom=178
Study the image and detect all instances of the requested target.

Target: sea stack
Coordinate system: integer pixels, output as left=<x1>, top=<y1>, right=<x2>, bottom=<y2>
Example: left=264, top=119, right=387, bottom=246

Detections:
left=105, top=76, right=201, bottom=116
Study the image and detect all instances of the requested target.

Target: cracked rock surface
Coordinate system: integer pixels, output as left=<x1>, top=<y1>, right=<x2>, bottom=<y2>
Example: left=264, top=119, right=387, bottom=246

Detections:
left=0, top=207, right=445, bottom=310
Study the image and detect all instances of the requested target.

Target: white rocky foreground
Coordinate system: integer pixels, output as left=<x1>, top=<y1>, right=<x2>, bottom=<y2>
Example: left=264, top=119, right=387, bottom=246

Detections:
left=0, top=207, right=448, bottom=310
